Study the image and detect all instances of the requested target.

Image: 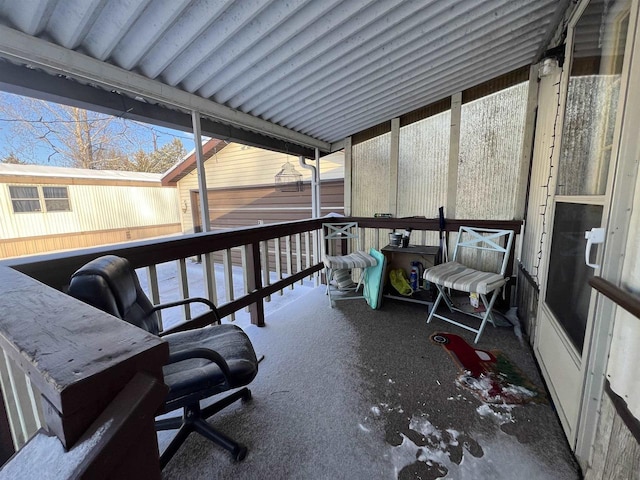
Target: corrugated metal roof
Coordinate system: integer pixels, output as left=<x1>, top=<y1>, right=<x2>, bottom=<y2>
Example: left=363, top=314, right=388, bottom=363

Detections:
left=0, top=0, right=567, bottom=148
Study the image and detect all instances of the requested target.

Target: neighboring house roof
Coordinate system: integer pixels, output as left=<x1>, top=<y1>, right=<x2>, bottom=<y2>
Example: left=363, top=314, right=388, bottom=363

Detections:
left=161, top=138, right=228, bottom=186
left=0, top=163, right=164, bottom=184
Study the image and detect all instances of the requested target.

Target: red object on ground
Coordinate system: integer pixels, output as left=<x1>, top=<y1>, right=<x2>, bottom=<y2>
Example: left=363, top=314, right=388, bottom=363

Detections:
left=430, top=332, right=496, bottom=378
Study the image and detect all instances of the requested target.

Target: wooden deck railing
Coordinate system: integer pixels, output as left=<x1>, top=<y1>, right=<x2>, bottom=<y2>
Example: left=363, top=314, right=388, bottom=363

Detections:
left=0, top=266, right=169, bottom=478
left=0, top=215, right=522, bottom=474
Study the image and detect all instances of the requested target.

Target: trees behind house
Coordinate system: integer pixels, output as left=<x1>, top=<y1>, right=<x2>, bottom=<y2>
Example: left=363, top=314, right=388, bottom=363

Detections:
left=0, top=94, right=186, bottom=173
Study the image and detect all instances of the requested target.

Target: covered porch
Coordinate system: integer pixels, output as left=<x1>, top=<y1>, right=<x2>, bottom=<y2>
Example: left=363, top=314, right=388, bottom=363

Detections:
left=0, top=217, right=572, bottom=479
left=1, top=0, right=640, bottom=478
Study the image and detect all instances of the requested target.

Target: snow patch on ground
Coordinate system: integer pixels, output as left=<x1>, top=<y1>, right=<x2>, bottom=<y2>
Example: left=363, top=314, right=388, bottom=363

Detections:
left=389, top=414, right=573, bottom=479
left=457, top=371, right=538, bottom=404
left=476, top=403, right=515, bottom=425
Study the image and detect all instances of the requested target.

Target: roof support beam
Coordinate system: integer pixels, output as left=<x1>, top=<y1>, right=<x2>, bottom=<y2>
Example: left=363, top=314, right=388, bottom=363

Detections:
left=0, top=25, right=330, bottom=154
left=0, top=61, right=316, bottom=158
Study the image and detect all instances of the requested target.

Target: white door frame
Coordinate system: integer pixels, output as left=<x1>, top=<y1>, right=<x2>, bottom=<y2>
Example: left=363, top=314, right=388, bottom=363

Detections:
left=574, top=0, right=640, bottom=467
left=534, top=0, right=640, bottom=469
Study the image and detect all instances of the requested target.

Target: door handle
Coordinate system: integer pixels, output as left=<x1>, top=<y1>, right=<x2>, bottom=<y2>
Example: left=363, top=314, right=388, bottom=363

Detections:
left=584, top=227, right=605, bottom=269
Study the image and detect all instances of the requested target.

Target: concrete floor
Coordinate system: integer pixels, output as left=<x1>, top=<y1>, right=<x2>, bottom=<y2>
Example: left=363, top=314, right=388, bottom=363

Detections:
left=160, top=287, right=581, bottom=480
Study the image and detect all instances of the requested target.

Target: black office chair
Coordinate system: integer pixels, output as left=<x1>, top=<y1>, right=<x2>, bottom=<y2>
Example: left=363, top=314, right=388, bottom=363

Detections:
left=67, top=255, right=259, bottom=468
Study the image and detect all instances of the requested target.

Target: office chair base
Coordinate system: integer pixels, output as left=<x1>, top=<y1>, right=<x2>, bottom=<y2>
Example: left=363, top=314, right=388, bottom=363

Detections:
left=158, top=387, right=252, bottom=469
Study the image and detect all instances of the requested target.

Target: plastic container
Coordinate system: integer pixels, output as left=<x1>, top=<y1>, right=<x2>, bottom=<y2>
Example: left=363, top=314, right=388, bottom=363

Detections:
left=389, top=232, right=402, bottom=247
left=409, top=264, right=420, bottom=291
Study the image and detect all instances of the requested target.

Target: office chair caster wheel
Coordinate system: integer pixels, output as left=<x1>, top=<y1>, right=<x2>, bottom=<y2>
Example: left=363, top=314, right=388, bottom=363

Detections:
left=242, top=389, right=252, bottom=402
left=234, top=446, right=248, bottom=462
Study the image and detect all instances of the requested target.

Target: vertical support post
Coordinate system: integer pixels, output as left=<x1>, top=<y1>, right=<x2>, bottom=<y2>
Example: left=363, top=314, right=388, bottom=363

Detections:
left=314, top=148, right=322, bottom=286
left=344, top=137, right=352, bottom=216
left=191, top=110, right=210, bottom=232
left=389, top=117, right=400, bottom=217
left=515, top=65, right=540, bottom=220
left=244, top=243, right=264, bottom=326
left=192, top=110, right=217, bottom=307
left=315, top=148, right=322, bottom=218
left=447, top=92, right=462, bottom=219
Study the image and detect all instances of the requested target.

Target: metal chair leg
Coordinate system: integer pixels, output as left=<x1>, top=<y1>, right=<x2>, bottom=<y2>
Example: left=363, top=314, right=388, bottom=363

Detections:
left=473, top=289, right=501, bottom=344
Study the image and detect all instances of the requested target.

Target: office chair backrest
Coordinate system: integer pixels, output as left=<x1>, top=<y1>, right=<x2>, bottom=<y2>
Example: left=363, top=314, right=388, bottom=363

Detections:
left=68, top=255, right=160, bottom=335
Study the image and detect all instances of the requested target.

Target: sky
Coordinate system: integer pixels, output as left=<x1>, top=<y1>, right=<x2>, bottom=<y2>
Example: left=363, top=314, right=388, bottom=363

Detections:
left=0, top=91, right=196, bottom=166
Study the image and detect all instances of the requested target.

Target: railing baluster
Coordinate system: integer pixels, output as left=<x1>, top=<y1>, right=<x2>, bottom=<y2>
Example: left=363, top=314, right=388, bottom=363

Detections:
left=286, top=235, right=293, bottom=290
left=296, top=233, right=303, bottom=285
left=311, top=229, right=319, bottom=285
left=25, top=376, right=43, bottom=431
left=241, top=246, right=250, bottom=312
left=304, top=232, right=311, bottom=280
left=274, top=237, right=283, bottom=295
left=146, top=264, right=162, bottom=328
left=261, top=240, right=271, bottom=302
left=203, top=252, right=218, bottom=306
left=0, top=351, right=43, bottom=449
left=222, top=249, right=235, bottom=321
left=177, top=258, right=191, bottom=321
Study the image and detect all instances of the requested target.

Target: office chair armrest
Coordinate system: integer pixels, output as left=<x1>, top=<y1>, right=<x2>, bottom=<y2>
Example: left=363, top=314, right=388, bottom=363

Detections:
left=167, top=347, right=232, bottom=384
left=150, top=297, right=219, bottom=315
left=159, top=309, right=221, bottom=336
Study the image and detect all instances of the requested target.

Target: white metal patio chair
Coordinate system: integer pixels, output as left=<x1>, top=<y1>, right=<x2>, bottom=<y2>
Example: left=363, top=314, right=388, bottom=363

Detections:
left=322, top=222, right=377, bottom=307
left=423, top=226, right=514, bottom=343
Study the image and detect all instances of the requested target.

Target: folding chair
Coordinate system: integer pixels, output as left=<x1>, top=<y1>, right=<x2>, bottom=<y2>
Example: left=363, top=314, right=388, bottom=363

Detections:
left=423, top=227, right=514, bottom=343
left=322, top=222, right=377, bottom=307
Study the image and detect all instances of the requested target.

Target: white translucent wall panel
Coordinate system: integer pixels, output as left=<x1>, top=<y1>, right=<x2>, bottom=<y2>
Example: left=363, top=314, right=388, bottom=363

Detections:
left=352, top=133, right=390, bottom=217
left=398, top=110, right=450, bottom=247
left=557, top=75, right=621, bottom=196
left=352, top=133, right=391, bottom=250
left=457, top=83, right=528, bottom=220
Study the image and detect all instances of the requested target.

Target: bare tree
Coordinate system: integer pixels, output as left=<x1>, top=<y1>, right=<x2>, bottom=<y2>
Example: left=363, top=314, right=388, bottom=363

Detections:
left=0, top=93, right=184, bottom=172
left=1, top=152, right=25, bottom=164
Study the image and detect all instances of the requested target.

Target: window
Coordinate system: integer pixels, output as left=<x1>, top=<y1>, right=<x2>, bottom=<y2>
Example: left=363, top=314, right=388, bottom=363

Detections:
left=9, top=186, right=41, bottom=212
left=42, top=186, right=70, bottom=211
left=8, top=185, right=71, bottom=213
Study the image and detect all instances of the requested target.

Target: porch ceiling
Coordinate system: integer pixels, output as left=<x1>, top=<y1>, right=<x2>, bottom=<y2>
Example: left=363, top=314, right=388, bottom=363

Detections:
left=0, top=0, right=567, bottom=153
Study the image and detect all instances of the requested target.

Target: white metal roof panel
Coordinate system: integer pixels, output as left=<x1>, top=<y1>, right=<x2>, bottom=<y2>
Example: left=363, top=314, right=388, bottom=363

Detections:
left=0, top=0, right=567, bottom=146
left=0, top=163, right=164, bottom=182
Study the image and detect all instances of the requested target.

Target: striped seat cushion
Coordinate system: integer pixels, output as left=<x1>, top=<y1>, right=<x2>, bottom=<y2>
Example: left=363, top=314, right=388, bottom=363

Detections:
left=323, top=251, right=378, bottom=270
left=423, top=261, right=506, bottom=295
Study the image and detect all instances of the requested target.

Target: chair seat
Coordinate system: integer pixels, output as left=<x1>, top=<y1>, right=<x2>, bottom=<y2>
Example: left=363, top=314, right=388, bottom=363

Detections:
left=323, top=251, right=377, bottom=270
left=163, top=324, right=258, bottom=403
left=423, top=261, right=507, bottom=295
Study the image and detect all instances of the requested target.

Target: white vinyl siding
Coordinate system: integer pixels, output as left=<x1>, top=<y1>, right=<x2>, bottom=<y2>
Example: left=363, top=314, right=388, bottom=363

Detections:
left=1, top=183, right=179, bottom=239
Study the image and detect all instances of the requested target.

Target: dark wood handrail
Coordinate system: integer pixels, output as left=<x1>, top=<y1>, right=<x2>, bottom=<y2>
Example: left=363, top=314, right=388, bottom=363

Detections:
left=589, top=276, right=640, bottom=319
left=351, top=217, right=523, bottom=233
left=1, top=218, right=325, bottom=290
left=1, top=216, right=521, bottom=291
